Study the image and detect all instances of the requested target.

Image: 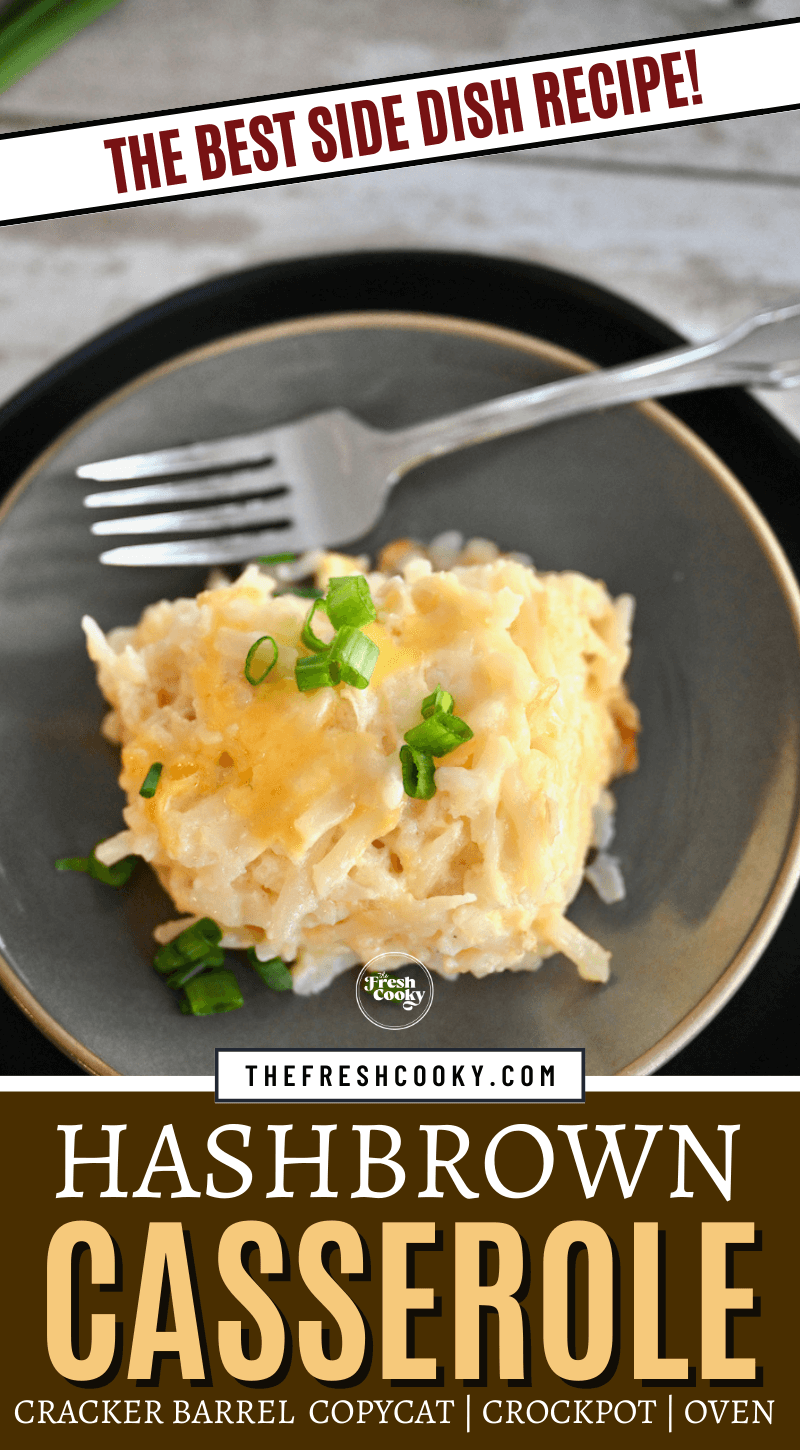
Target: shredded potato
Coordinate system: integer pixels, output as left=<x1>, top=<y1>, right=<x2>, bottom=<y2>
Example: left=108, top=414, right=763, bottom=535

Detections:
left=83, top=538, right=638, bottom=992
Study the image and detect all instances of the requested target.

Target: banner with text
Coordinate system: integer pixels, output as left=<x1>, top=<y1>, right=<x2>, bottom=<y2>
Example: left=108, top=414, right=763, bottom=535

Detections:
left=2, top=19, right=800, bottom=226
left=0, top=1084, right=792, bottom=1444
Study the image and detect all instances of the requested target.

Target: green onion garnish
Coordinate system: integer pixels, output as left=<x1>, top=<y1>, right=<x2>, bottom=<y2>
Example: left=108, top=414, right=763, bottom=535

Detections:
left=153, top=918, right=222, bottom=975
left=284, top=585, right=324, bottom=599
left=180, top=916, right=222, bottom=947
left=152, top=919, right=234, bottom=1010
left=87, top=852, right=138, bottom=887
left=153, top=942, right=184, bottom=975
left=295, top=650, right=335, bottom=692
left=400, top=689, right=473, bottom=800
left=400, top=744, right=437, bottom=800
left=180, top=969, right=244, bottom=1016
left=328, top=626, right=379, bottom=689
left=404, top=710, right=474, bottom=757
left=139, top=762, right=163, bottom=798
left=165, top=962, right=203, bottom=989
left=55, top=856, right=90, bottom=873
left=244, top=634, right=278, bottom=685
left=301, top=597, right=331, bottom=653
left=325, top=575, right=377, bottom=630
left=247, top=949, right=293, bottom=990
left=165, top=955, right=223, bottom=990
left=0, top=0, right=125, bottom=99
left=56, top=850, right=138, bottom=887
left=422, top=684, right=454, bottom=718
left=257, top=551, right=296, bottom=565
left=294, top=575, right=380, bottom=693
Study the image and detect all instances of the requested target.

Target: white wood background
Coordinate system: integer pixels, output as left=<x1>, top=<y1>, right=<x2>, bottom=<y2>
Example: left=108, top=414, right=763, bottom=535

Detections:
left=2, top=0, right=800, bottom=435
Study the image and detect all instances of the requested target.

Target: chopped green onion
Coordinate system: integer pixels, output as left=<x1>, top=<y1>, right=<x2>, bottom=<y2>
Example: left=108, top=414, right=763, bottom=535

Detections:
left=174, top=919, right=222, bottom=959
left=155, top=939, right=224, bottom=975
left=284, top=585, right=324, bottom=599
left=247, top=949, right=293, bottom=991
left=257, top=551, right=296, bottom=565
left=184, top=917, right=222, bottom=945
left=422, top=684, right=454, bottom=718
left=325, top=575, right=377, bottom=630
left=56, top=850, right=138, bottom=887
left=295, top=650, right=335, bottom=692
left=153, top=918, right=222, bottom=975
left=139, top=762, right=163, bottom=798
left=87, top=851, right=138, bottom=887
left=182, top=945, right=225, bottom=975
left=180, top=969, right=244, bottom=1016
left=165, top=956, right=223, bottom=990
left=301, top=597, right=331, bottom=653
left=404, top=710, right=474, bottom=757
left=294, top=578, right=380, bottom=693
left=0, top=1, right=125, bottom=99
left=55, top=856, right=90, bottom=874
left=244, top=634, right=278, bottom=685
left=400, top=744, right=437, bottom=800
left=328, top=626, right=379, bottom=689
left=153, top=941, right=185, bottom=976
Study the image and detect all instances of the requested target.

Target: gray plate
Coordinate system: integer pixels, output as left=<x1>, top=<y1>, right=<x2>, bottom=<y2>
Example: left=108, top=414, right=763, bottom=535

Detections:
left=2, top=311, right=800, bottom=1076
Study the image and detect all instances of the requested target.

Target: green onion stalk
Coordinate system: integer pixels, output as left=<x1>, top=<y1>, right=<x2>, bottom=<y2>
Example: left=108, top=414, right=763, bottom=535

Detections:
left=294, top=576, right=380, bottom=693
left=400, top=684, right=473, bottom=800
left=180, top=969, right=243, bottom=1016
left=247, top=949, right=293, bottom=991
left=55, top=847, right=137, bottom=887
left=139, top=761, right=163, bottom=798
left=0, top=1, right=125, bottom=97
left=244, top=635, right=278, bottom=686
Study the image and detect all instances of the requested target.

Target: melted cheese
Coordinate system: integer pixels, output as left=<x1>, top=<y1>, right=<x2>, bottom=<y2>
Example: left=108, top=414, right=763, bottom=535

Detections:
left=84, top=547, right=638, bottom=989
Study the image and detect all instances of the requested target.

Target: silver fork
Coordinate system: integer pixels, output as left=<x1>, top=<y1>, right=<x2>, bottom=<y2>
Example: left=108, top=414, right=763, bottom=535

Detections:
left=80, top=300, right=800, bottom=566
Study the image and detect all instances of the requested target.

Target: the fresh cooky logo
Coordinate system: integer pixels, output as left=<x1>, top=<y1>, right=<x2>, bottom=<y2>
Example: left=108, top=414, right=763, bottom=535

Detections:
left=355, top=952, right=434, bottom=1030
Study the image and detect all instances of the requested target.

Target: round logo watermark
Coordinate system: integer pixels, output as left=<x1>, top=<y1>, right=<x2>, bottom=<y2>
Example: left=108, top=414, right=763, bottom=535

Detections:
left=355, top=952, right=434, bottom=1030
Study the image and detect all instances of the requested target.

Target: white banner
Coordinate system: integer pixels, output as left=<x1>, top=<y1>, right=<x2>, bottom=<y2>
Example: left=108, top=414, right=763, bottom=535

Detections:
left=2, top=19, right=800, bottom=226
left=216, top=1049, right=585, bottom=1103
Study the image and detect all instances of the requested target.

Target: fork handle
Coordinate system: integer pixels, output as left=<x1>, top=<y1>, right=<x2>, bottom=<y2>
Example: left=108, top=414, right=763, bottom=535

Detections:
left=380, top=335, right=798, bottom=478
